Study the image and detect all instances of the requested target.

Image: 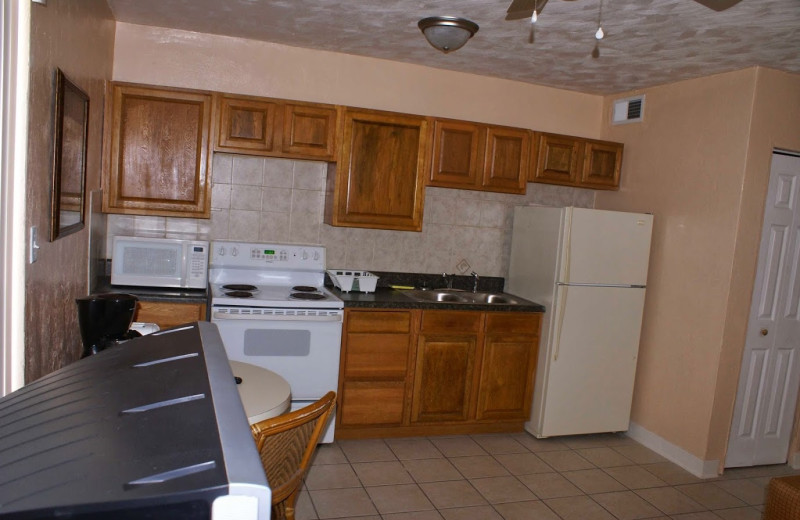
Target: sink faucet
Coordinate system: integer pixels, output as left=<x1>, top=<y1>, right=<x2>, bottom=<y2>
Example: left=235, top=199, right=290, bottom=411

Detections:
left=471, top=271, right=480, bottom=293
left=442, top=273, right=454, bottom=289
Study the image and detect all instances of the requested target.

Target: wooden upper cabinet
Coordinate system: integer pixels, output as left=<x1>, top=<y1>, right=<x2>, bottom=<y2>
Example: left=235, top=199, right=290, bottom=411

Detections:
left=215, top=95, right=278, bottom=153
left=214, top=94, right=338, bottom=161
left=428, top=118, right=528, bottom=194
left=103, top=83, right=213, bottom=217
left=532, top=132, right=623, bottom=190
left=482, top=126, right=529, bottom=193
left=581, top=140, right=623, bottom=189
left=326, top=108, right=429, bottom=231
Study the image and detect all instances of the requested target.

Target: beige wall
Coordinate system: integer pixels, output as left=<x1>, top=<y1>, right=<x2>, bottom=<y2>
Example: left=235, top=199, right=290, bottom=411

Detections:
left=25, top=1, right=115, bottom=381
left=112, top=23, right=602, bottom=137
left=596, top=67, right=800, bottom=468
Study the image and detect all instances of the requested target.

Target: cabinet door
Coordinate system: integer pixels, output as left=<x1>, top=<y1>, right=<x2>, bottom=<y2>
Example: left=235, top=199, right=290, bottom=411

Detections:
left=411, top=311, right=482, bottom=423
left=104, top=84, right=213, bottom=217
left=134, top=301, right=207, bottom=330
left=476, top=313, right=541, bottom=420
left=428, top=119, right=482, bottom=189
left=281, top=103, right=338, bottom=160
left=580, top=140, right=622, bottom=190
left=531, top=133, right=582, bottom=186
left=338, top=310, right=416, bottom=427
left=482, top=126, right=529, bottom=194
left=328, top=109, right=428, bottom=231
left=215, top=94, right=279, bottom=153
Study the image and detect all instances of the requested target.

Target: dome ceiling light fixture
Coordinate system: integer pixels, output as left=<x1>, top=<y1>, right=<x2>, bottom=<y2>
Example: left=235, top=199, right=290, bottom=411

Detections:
left=418, top=16, right=479, bottom=54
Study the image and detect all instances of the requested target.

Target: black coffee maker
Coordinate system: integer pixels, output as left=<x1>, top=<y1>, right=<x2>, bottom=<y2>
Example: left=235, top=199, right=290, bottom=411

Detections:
left=76, top=293, right=141, bottom=357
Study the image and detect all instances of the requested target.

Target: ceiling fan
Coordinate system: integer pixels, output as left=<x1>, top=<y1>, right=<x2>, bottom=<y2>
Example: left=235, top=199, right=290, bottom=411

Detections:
left=506, top=0, right=744, bottom=20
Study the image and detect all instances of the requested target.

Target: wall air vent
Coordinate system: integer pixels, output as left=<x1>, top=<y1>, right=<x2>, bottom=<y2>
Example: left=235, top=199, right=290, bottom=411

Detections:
left=612, top=95, right=645, bottom=125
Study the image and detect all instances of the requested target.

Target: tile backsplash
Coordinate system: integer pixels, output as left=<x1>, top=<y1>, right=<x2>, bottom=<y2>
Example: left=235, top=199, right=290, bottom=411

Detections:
left=106, top=153, right=594, bottom=278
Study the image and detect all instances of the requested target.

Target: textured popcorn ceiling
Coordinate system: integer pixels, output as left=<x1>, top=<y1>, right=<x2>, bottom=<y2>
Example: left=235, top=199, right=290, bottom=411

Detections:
left=105, top=0, right=800, bottom=95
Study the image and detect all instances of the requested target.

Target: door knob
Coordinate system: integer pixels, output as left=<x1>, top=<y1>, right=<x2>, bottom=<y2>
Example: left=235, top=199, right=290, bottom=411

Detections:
left=760, top=328, right=769, bottom=336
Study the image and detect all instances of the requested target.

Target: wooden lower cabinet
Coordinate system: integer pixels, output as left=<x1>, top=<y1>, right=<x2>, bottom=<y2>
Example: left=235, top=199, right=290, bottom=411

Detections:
left=336, top=308, right=541, bottom=439
left=134, top=301, right=207, bottom=330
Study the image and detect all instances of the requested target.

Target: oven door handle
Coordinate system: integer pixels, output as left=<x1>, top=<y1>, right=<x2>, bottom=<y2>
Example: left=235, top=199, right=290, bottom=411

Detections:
left=212, top=312, right=343, bottom=322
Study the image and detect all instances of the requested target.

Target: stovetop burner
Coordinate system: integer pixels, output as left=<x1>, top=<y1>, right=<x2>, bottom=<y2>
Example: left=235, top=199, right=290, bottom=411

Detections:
left=225, top=291, right=254, bottom=298
left=292, top=285, right=319, bottom=293
left=223, top=284, right=258, bottom=291
left=290, top=292, right=326, bottom=301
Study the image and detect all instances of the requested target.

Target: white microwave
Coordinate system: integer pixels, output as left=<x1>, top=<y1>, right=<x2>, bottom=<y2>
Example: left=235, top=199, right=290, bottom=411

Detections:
left=111, top=236, right=209, bottom=289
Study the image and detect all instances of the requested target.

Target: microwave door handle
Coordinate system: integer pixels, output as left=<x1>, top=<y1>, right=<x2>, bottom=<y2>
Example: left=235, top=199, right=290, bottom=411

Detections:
left=212, top=312, right=342, bottom=322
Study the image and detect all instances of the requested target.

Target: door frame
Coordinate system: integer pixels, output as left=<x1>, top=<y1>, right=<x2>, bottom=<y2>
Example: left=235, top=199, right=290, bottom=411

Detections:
left=0, top=0, right=30, bottom=395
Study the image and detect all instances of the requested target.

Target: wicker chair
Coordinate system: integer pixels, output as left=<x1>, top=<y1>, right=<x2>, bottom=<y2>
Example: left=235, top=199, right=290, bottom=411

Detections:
left=250, top=391, right=336, bottom=520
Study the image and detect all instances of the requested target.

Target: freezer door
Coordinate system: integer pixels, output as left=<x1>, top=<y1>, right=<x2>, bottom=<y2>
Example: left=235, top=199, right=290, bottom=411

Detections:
left=536, top=285, right=646, bottom=437
left=560, top=208, right=653, bottom=286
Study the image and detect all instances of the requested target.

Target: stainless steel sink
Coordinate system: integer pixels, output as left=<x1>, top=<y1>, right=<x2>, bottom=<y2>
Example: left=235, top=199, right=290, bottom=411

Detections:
left=400, top=290, right=521, bottom=305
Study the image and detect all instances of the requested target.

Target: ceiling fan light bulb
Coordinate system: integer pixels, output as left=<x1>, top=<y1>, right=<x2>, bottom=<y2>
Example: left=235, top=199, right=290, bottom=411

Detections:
left=595, top=26, right=604, bottom=40
left=531, top=10, right=538, bottom=23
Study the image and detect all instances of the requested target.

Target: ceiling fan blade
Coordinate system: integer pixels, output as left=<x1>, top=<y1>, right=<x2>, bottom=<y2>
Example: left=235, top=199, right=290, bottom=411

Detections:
left=691, top=0, right=744, bottom=11
left=506, top=0, right=549, bottom=20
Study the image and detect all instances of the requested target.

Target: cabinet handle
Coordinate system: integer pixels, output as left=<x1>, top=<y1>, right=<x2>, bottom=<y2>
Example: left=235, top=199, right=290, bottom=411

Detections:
left=760, top=328, right=769, bottom=336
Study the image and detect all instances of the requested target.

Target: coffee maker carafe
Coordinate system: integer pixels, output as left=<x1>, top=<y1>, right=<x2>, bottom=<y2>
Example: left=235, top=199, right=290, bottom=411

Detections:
left=76, top=293, right=140, bottom=357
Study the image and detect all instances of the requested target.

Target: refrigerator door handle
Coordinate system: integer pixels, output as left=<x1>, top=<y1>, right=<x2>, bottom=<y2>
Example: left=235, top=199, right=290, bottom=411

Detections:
left=556, top=282, right=646, bottom=289
left=553, top=284, right=568, bottom=362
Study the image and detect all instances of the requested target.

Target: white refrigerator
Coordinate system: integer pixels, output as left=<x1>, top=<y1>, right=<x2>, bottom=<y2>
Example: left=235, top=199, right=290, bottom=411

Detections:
left=506, top=206, right=653, bottom=438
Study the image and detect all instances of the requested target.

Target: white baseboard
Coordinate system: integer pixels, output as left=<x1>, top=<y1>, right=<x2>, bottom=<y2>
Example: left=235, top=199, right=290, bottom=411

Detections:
left=626, top=422, right=720, bottom=479
left=790, top=452, right=800, bottom=470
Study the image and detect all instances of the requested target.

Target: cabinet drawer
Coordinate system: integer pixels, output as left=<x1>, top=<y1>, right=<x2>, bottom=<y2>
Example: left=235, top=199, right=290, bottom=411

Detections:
left=486, top=313, right=541, bottom=335
left=346, top=310, right=412, bottom=333
left=134, top=301, right=207, bottom=330
left=344, top=335, right=411, bottom=379
left=340, top=381, right=406, bottom=426
left=421, top=310, right=482, bottom=333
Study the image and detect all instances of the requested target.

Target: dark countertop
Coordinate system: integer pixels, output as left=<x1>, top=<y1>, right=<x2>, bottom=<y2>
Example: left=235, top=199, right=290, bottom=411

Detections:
left=95, top=278, right=209, bottom=304
left=330, top=287, right=546, bottom=313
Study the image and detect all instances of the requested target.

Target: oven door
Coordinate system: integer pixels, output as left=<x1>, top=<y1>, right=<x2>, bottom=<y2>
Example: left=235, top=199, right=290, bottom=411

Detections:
left=211, top=308, right=343, bottom=401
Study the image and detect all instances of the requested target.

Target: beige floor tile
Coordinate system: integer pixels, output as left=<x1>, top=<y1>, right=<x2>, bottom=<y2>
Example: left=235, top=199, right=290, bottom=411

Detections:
left=366, top=483, right=435, bottom=515
left=560, top=434, right=623, bottom=449
left=469, top=476, right=538, bottom=504
left=577, top=447, right=637, bottom=468
left=635, top=486, right=707, bottom=515
left=612, top=445, right=668, bottom=465
left=311, top=443, right=348, bottom=465
left=295, top=490, right=318, bottom=520
left=602, top=465, right=669, bottom=489
left=352, top=460, right=414, bottom=486
left=439, top=505, right=504, bottom=520
left=493, top=500, right=561, bottom=520
left=383, top=511, right=444, bottom=520
left=721, top=464, right=800, bottom=479
left=338, top=438, right=397, bottom=463
left=430, top=436, right=488, bottom=457
left=494, top=452, right=554, bottom=475
left=676, top=482, right=747, bottom=509
left=308, top=487, right=379, bottom=519
left=642, top=461, right=706, bottom=485
left=403, top=458, right=464, bottom=483
left=563, top=468, right=627, bottom=494
left=537, top=449, right=596, bottom=472
left=545, top=495, right=617, bottom=520
left=510, top=433, right=570, bottom=452
left=517, top=472, right=584, bottom=499
left=710, top=505, right=763, bottom=519
left=713, top=478, right=768, bottom=506
left=419, top=480, right=488, bottom=509
left=668, top=513, right=723, bottom=520
left=305, top=463, right=361, bottom=490
left=450, top=455, right=510, bottom=478
left=386, top=437, right=444, bottom=460
left=470, top=433, right=529, bottom=454
left=591, top=490, right=663, bottom=520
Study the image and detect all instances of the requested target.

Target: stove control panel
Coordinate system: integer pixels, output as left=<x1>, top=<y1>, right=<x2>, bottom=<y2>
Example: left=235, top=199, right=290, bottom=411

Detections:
left=209, top=241, right=325, bottom=270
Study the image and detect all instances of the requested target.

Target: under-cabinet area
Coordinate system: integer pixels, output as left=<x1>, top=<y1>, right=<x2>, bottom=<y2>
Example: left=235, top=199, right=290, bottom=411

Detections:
left=336, top=308, right=541, bottom=439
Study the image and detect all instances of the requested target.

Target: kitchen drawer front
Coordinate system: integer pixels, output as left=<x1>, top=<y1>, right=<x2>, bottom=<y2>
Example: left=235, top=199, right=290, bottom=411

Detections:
left=486, top=312, right=541, bottom=335
left=421, top=310, right=482, bottom=333
left=134, top=301, right=207, bottom=330
left=346, top=310, right=413, bottom=333
left=340, top=381, right=406, bottom=426
left=343, top=334, right=411, bottom=379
